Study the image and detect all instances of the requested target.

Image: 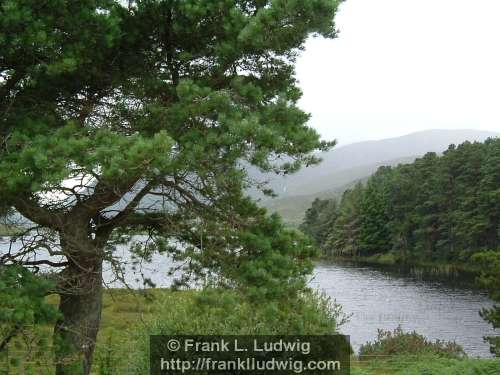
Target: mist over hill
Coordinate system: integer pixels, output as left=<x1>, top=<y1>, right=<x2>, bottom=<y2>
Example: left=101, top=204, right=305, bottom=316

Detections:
left=5, top=129, right=498, bottom=229
left=254, top=129, right=500, bottom=225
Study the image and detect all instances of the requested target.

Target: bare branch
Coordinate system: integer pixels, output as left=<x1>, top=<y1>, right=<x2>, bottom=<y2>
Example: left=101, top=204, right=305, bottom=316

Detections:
left=13, top=197, right=64, bottom=230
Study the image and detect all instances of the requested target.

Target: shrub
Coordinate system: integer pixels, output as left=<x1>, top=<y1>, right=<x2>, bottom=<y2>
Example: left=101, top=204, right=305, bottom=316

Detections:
left=144, top=289, right=349, bottom=335
left=472, top=249, right=500, bottom=356
left=359, top=326, right=466, bottom=359
left=126, top=288, right=350, bottom=374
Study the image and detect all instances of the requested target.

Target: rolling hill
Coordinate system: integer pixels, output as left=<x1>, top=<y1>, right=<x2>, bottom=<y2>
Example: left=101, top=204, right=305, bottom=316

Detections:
left=254, top=129, right=500, bottom=225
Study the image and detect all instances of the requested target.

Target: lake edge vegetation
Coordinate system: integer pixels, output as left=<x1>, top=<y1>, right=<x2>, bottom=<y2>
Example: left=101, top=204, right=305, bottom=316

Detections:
left=3, top=289, right=498, bottom=375
left=301, top=138, right=500, bottom=356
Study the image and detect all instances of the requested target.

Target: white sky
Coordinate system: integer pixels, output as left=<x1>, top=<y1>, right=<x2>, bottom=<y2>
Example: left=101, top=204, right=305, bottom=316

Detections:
left=296, top=0, right=500, bottom=145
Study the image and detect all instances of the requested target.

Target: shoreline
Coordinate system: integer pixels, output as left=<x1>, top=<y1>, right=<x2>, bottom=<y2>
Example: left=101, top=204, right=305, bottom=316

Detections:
left=317, top=254, right=482, bottom=287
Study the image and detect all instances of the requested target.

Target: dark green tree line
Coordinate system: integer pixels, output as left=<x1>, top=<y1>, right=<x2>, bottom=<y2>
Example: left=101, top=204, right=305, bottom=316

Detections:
left=301, top=139, right=500, bottom=355
left=302, top=139, right=500, bottom=261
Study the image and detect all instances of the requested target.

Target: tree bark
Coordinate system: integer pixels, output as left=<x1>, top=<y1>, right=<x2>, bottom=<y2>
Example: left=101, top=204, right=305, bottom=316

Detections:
left=54, top=252, right=103, bottom=375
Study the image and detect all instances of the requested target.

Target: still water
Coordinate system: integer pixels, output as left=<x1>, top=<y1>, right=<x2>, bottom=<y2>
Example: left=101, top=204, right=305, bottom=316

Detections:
left=104, top=248, right=497, bottom=358
left=312, top=260, right=497, bottom=358
left=1, top=238, right=496, bottom=357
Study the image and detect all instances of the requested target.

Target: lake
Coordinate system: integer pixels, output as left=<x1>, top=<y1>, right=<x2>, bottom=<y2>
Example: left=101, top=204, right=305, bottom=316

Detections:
left=82, top=249, right=500, bottom=358
left=312, top=260, right=496, bottom=358
left=1, top=238, right=496, bottom=357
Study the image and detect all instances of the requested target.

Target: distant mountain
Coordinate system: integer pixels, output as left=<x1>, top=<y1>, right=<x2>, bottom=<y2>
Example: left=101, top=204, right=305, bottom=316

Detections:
left=262, top=156, right=417, bottom=226
left=253, top=129, right=500, bottom=225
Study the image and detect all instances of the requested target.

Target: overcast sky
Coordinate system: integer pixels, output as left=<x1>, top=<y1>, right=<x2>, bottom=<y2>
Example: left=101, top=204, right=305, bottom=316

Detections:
left=295, top=0, right=500, bottom=145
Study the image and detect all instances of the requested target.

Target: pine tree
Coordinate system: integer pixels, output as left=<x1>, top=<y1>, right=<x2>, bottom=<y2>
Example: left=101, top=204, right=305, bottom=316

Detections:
left=300, top=198, right=338, bottom=252
left=0, top=1, right=341, bottom=373
left=359, top=168, right=391, bottom=256
left=477, top=139, right=500, bottom=249
left=325, top=183, right=363, bottom=257
left=302, top=138, right=500, bottom=263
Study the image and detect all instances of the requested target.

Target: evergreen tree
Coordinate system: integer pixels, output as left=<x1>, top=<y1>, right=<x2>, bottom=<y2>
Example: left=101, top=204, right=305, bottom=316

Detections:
left=411, top=152, right=442, bottom=259
left=0, top=266, right=59, bottom=353
left=385, top=165, right=418, bottom=259
left=300, top=198, right=338, bottom=252
left=0, top=1, right=341, bottom=373
left=324, top=183, right=363, bottom=256
left=359, top=168, right=391, bottom=256
left=302, top=138, right=500, bottom=263
left=477, top=139, right=500, bottom=249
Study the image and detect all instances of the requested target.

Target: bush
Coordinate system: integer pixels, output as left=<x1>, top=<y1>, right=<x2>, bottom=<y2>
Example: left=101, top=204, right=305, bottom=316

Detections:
left=0, top=265, right=59, bottom=373
left=145, top=289, right=348, bottom=335
left=126, top=289, right=350, bottom=374
left=359, top=326, right=466, bottom=359
left=472, top=249, right=500, bottom=356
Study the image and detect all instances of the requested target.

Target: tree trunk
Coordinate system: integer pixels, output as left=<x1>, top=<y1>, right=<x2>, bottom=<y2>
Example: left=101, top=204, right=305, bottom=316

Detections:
left=54, top=256, right=103, bottom=375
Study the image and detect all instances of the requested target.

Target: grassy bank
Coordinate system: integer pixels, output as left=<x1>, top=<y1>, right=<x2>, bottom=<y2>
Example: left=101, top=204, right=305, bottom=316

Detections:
left=351, top=355, right=499, bottom=374
left=96, top=290, right=499, bottom=374
left=72, top=290, right=500, bottom=374
left=3, top=289, right=497, bottom=374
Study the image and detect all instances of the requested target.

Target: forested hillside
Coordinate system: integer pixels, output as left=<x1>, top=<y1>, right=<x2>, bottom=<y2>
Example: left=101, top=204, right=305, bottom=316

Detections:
left=301, top=138, right=500, bottom=263
left=255, top=129, right=499, bottom=225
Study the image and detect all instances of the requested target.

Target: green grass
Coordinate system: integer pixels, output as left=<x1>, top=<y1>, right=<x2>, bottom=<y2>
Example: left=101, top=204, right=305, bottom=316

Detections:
left=48, top=288, right=170, bottom=340
left=3, top=289, right=498, bottom=375
left=94, top=290, right=499, bottom=375
left=352, top=355, right=499, bottom=374
left=0, top=224, right=21, bottom=236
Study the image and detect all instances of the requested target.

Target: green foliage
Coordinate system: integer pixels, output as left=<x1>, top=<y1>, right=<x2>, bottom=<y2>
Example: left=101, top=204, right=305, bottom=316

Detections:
left=1, top=0, right=342, bottom=371
left=302, top=139, right=500, bottom=263
left=0, top=266, right=59, bottom=350
left=149, top=289, right=348, bottom=335
left=126, top=288, right=349, bottom=374
left=388, top=356, right=500, bottom=375
left=0, top=204, right=11, bottom=220
left=324, top=183, right=364, bottom=256
left=300, top=198, right=339, bottom=252
left=134, top=202, right=320, bottom=302
left=94, top=333, right=121, bottom=375
left=0, top=265, right=60, bottom=375
left=472, top=249, right=500, bottom=356
left=358, top=174, right=391, bottom=256
left=228, top=213, right=318, bottom=301
left=473, top=249, right=500, bottom=301
left=358, top=326, right=466, bottom=359
left=0, top=0, right=341, bottom=204
left=352, top=355, right=500, bottom=375
left=87, top=289, right=348, bottom=375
